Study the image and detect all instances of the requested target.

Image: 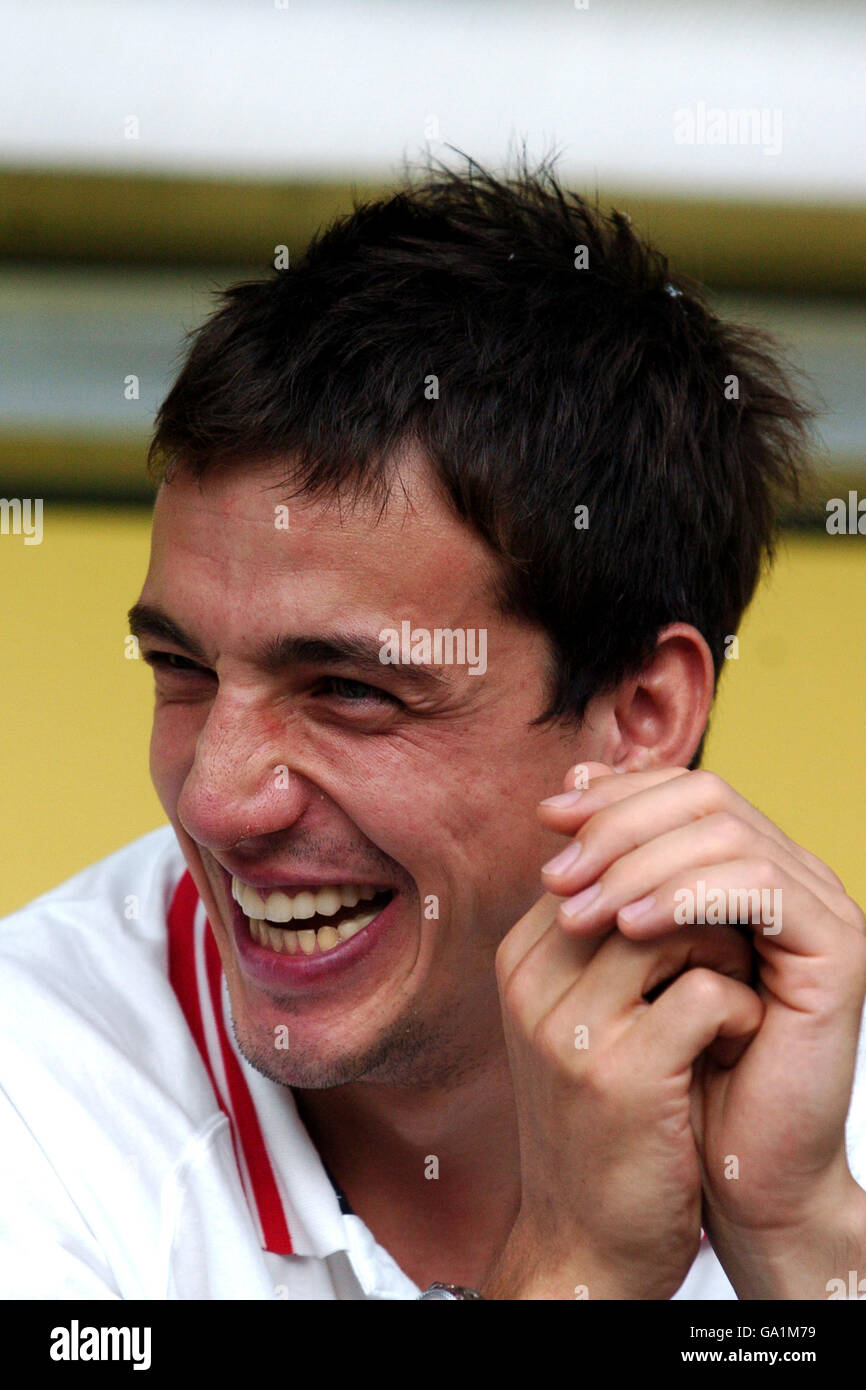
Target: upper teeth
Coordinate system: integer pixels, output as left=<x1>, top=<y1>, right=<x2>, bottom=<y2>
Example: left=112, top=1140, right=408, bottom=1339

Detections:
left=231, top=876, right=382, bottom=923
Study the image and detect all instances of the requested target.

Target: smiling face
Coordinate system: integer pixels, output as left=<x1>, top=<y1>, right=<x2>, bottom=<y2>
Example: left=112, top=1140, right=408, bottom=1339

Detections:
left=134, top=451, right=582, bottom=1089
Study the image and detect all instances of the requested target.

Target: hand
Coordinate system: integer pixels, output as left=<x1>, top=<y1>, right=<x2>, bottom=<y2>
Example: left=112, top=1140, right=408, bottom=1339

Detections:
left=484, top=769, right=762, bottom=1300
left=539, top=762, right=866, bottom=1297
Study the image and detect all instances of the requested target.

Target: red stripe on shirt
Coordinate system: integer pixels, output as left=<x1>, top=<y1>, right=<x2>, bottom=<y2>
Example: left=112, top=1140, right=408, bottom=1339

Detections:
left=166, top=869, right=247, bottom=1218
left=167, top=871, right=219, bottom=1096
left=203, top=918, right=294, bottom=1254
left=167, top=869, right=293, bottom=1255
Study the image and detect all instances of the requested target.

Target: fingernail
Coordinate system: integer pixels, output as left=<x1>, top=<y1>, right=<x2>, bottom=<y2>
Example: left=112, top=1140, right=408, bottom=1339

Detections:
left=560, top=882, right=601, bottom=919
left=539, top=789, right=584, bottom=808
left=541, top=840, right=583, bottom=875
left=619, top=894, right=655, bottom=922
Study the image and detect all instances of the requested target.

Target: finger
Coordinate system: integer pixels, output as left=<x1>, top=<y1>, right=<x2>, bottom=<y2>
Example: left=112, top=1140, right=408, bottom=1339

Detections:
left=539, top=763, right=686, bottom=817
left=601, top=858, right=850, bottom=959
left=500, top=918, right=613, bottom=1034
left=540, top=768, right=845, bottom=897
left=536, top=761, right=626, bottom=813
left=622, top=968, right=764, bottom=1079
left=558, top=921, right=754, bottom=1029
left=494, top=892, right=564, bottom=986
left=496, top=890, right=613, bottom=1033
left=550, top=816, right=844, bottom=936
left=541, top=922, right=754, bottom=1062
left=562, top=761, right=619, bottom=790
left=538, top=769, right=691, bottom=888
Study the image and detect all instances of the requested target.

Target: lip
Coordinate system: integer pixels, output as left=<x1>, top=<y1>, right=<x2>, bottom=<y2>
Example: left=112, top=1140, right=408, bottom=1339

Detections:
left=216, top=864, right=402, bottom=991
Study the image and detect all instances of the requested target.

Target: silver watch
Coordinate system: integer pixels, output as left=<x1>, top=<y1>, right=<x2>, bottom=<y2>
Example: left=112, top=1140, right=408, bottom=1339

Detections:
left=419, top=1282, right=483, bottom=1300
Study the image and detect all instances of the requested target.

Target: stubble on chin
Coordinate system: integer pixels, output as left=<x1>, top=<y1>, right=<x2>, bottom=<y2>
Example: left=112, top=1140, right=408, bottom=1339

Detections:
left=228, top=994, right=487, bottom=1092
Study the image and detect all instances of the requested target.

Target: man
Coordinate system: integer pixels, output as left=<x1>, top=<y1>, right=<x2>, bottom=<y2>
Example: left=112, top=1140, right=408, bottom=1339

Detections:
left=2, top=153, right=865, bottom=1300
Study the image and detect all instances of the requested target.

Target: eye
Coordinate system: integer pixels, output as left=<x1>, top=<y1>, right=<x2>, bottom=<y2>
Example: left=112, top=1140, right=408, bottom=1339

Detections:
left=142, top=650, right=211, bottom=675
left=317, top=676, right=398, bottom=705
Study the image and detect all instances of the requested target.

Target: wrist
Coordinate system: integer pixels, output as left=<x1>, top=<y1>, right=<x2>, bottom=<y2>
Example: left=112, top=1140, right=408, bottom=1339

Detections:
left=479, top=1220, right=679, bottom=1301
left=707, top=1168, right=866, bottom=1300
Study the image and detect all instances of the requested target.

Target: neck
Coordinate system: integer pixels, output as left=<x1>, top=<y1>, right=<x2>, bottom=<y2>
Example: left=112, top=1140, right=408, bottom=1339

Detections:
left=294, top=1046, right=520, bottom=1291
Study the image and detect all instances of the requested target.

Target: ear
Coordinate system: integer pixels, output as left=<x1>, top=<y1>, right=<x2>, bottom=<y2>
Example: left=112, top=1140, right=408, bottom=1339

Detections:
left=592, top=623, right=716, bottom=772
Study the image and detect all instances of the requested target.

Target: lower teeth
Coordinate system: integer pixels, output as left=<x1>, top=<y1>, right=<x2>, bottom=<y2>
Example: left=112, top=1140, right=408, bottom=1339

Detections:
left=248, top=910, right=378, bottom=954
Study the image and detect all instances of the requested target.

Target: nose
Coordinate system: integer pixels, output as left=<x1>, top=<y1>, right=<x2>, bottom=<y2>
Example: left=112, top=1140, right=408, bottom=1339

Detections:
left=176, top=688, right=313, bottom=852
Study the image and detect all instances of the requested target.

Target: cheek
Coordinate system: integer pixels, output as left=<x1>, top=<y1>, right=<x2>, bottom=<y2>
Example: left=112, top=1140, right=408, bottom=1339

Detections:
left=148, top=707, right=198, bottom=813
left=330, top=756, right=432, bottom=861
left=342, top=748, right=541, bottom=899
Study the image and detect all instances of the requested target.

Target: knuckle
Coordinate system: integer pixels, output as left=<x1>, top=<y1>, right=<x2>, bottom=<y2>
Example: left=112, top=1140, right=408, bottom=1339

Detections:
left=678, top=966, right=726, bottom=1009
left=690, top=768, right=727, bottom=813
left=580, top=1051, right=616, bottom=1096
left=494, top=937, right=515, bottom=990
left=498, top=957, right=533, bottom=1018
left=531, top=1014, right=570, bottom=1069
left=497, top=961, right=525, bottom=1017
left=744, top=856, right=777, bottom=887
left=840, top=897, right=866, bottom=936
left=527, top=1016, right=629, bottom=1108
left=707, top=810, right=748, bottom=855
left=578, top=1050, right=633, bottom=1111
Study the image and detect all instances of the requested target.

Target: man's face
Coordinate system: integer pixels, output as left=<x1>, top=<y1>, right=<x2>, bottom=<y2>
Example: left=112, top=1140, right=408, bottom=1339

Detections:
left=135, top=452, right=583, bottom=1088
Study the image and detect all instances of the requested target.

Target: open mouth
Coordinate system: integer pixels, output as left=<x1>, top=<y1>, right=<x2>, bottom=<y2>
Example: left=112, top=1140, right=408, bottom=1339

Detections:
left=231, top=876, right=395, bottom=957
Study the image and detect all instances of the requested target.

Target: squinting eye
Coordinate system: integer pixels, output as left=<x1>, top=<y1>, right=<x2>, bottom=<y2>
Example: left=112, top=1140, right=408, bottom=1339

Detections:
left=319, top=677, right=397, bottom=704
left=143, top=651, right=209, bottom=674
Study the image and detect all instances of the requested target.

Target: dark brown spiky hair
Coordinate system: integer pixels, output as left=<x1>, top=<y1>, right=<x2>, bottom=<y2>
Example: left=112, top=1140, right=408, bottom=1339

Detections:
left=147, top=147, right=816, bottom=766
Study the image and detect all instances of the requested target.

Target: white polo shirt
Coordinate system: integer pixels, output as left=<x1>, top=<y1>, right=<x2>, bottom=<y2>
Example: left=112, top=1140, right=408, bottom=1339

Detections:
left=1, top=826, right=864, bottom=1300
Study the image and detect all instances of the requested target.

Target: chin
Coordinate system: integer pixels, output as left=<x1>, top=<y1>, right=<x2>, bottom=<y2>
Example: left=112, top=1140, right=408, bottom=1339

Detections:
left=231, top=1016, right=388, bottom=1090
left=230, top=990, right=454, bottom=1090
left=241, top=1045, right=360, bottom=1091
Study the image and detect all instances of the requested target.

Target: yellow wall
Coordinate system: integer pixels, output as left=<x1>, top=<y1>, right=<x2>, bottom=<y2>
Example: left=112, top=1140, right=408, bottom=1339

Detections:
left=2, top=509, right=864, bottom=916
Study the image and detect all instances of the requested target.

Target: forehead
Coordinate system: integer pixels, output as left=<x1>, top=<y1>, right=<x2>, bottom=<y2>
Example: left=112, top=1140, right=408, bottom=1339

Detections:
left=144, top=455, right=500, bottom=635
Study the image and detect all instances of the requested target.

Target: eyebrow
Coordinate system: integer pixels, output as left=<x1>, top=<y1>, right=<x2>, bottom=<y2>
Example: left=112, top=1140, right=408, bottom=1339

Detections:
left=126, top=601, right=451, bottom=693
